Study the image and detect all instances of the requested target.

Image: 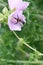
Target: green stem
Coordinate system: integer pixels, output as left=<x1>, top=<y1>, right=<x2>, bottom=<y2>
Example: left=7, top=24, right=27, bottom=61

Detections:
left=0, top=59, right=43, bottom=64
left=13, top=31, right=43, bottom=56
left=23, top=42, right=43, bottom=56
left=13, top=31, right=20, bottom=40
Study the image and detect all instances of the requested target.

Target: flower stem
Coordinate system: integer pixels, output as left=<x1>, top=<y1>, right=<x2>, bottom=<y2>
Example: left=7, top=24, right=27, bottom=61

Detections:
left=23, top=42, right=43, bottom=56
left=13, top=31, right=20, bottom=40
left=0, top=58, right=43, bottom=64
left=13, top=31, right=43, bottom=56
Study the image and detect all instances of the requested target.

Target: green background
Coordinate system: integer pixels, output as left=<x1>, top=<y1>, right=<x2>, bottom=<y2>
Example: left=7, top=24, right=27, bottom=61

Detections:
left=0, top=0, right=43, bottom=65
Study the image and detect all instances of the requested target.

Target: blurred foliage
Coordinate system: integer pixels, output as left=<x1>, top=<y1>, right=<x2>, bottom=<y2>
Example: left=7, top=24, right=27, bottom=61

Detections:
left=0, top=0, right=43, bottom=65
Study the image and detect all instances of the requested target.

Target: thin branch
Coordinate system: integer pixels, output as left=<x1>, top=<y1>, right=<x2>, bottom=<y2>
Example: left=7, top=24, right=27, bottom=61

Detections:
left=13, top=31, right=43, bottom=56
left=23, top=42, right=43, bottom=56
left=13, top=31, right=20, bottom=40
left=0, top=59, right=43, bottom=64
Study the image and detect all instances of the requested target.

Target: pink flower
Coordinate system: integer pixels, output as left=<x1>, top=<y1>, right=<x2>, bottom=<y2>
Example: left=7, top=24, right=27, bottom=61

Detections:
left=8, top=0, right=30, bottom=31
left=8, top=11, right=26, bottom=31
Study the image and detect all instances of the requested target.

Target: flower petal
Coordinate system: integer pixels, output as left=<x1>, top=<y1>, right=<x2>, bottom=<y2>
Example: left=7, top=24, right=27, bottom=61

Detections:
left=17, top=2, right=30, bottom=10
left=8, top=18, right=21, bottom=31
left=8, top=0, right=22, bottom=10
left=19, top=14, right=26, bottom=23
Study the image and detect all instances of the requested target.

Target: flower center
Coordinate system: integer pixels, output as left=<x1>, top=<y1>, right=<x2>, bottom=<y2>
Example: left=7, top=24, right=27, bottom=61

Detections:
left=11, top=15, right=25, bottom=25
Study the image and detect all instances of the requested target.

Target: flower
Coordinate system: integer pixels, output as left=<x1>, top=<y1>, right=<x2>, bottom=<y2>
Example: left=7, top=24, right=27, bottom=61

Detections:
left=8, top=0, right=30, bottom=31
left=8, top=11, right=26, bottom=31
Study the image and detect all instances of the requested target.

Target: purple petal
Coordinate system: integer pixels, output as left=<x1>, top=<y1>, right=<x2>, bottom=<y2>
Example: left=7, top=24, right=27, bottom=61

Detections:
left=8, top=0, right=22, bottom=10
left=19, top=14, right=26, bottom=23
left=17, top=2, right=30, bottom=10
left=8, top=20, right=21, bottom=31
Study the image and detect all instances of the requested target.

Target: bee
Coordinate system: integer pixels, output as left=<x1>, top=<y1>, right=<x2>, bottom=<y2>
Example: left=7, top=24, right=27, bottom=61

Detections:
left=13, top=15, right=25, bottom=24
